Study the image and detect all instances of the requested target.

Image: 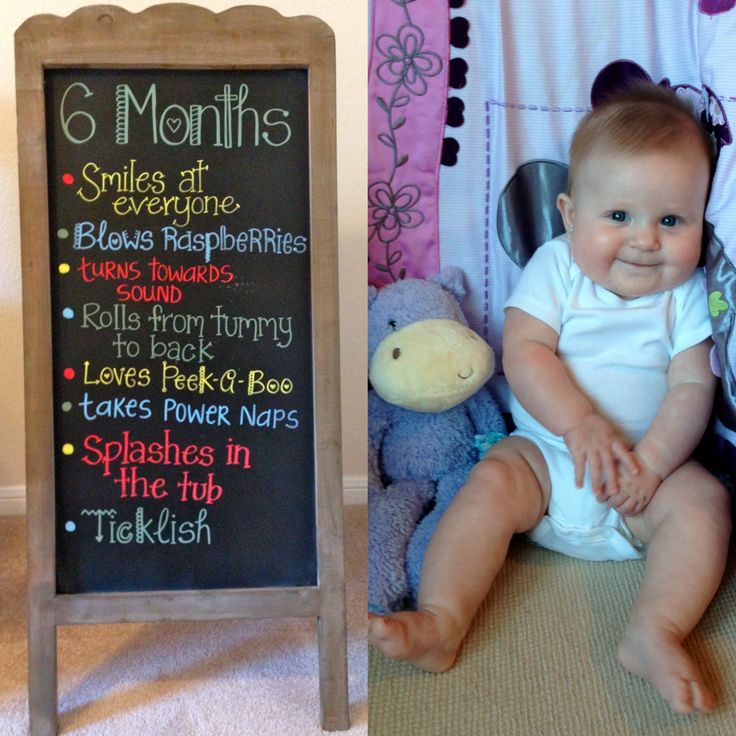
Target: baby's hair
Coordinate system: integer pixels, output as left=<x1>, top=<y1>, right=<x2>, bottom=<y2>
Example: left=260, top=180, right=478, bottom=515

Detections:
left=566, top=83, right=715, bottom=195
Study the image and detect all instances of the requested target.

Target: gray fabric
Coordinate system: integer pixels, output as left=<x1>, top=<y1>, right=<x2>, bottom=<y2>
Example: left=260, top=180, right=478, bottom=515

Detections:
left=496, top=159, right=567, bottom=267
left=708, top=230, right=736, bottom=430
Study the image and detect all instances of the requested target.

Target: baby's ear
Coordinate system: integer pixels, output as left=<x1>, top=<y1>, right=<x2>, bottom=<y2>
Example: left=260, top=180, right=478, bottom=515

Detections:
left=556, top=192, right=575, bottom=232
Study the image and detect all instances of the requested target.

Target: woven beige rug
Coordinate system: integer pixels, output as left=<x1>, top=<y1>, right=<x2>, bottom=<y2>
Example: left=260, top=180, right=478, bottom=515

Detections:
left=369, top=532, right=736, bottom=736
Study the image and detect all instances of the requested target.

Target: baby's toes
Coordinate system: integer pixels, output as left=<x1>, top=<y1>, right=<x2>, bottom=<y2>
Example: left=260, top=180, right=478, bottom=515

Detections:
left=690, top=680, right=715, bottom=714
left=669, top=677, right=715, bottom=715
left=669, top=677, right=695, bottom=715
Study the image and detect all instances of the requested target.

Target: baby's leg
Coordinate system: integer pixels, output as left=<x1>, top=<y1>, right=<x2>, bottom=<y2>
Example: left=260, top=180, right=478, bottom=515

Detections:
left=369, top=436, right=549, bottom=672
left=621, top=461, right=731, bottom=714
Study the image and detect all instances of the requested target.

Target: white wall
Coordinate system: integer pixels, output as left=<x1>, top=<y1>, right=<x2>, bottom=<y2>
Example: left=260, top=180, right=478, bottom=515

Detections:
left=0, top=0, right=367, bottom=513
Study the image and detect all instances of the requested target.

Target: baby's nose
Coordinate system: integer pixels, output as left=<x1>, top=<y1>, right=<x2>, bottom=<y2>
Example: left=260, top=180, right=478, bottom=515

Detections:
left=631, top=224, right=659, bottom=250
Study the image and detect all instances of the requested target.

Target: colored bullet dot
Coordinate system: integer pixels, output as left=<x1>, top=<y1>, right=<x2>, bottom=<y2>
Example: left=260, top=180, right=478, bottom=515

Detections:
left=58, top=263, right=71, bottom=274
left=62, top=443, right=74, bottom=455
left=62, top=173, right=75, bottom=186
left=57, top=228, right=69, bottom=239
left=62, top=308, right=74, bottom=320
left=61, top=402, right=72, bottom=412
left=63, top=367, right=75, bottom=380
left=65, top=521, right=76, bottom=532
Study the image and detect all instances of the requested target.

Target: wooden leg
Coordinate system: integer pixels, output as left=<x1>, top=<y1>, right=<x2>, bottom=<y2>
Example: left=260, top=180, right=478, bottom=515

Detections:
left=314, top=441, right=350, bottom=728
left=318, top=604, right=349, bottom=731
left=28, top=600, right=57, bottom=736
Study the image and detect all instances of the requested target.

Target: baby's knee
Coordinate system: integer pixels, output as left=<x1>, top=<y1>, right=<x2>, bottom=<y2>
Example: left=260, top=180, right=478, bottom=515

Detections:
left=463, top=455, right=544, bottom=526
left=466, top=456, right=522, bottom=501
left=673, top=474, right=731, bottom=537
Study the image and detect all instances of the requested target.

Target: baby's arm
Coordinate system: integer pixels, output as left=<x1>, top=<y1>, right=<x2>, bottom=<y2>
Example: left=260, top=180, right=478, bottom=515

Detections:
left=604, top=338, right=716, bottom=515
left=504, top=307, right=637, bottom=493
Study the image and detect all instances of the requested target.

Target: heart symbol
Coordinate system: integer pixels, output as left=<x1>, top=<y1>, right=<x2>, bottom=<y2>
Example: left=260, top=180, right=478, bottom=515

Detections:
left=165, top=118, right=182, bottom=134
left=709, top=290, right=729, bottom=318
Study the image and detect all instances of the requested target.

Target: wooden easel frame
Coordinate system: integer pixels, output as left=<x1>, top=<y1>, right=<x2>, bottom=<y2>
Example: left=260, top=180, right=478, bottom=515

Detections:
left=15, top=5, right=348, bottom=733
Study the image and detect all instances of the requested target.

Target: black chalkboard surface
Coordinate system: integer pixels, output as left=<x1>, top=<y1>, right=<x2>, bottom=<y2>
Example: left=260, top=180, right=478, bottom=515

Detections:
left=46, top=68, right=316, bottom=593
left=19, top=8, right=348, bottom=731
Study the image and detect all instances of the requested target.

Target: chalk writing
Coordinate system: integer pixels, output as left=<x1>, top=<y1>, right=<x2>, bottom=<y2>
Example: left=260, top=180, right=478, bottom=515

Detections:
left=72, top=222, right=308, bottom=263
left=49, top=68, right=315, bottom=593
left=81, top=507, right=211, bottom=545
left=113, top=83, right=292, bottom=148
left=210, top=306, right=293, bottom=347
left=81, top=430, right=215, bottom=477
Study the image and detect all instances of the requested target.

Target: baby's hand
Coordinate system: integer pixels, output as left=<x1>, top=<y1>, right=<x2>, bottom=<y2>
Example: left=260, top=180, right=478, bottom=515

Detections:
left=563, top=414, right=638, bottom=494
left=598, top=456, right=661, bottom=516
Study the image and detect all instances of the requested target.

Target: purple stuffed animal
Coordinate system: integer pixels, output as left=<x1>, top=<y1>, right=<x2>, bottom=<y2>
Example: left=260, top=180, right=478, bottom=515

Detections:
left=368, top=268, right=507, bottom=613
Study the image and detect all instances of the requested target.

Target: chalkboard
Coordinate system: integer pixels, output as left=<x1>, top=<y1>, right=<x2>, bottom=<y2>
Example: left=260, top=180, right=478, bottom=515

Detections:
left=17, top=6, right=348, bottom=733
left=46, top=68, right=317, bottom=593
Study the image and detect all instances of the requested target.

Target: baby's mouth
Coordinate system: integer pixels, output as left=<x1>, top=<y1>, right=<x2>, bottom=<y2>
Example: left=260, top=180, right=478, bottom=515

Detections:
left=618, top=258, right=657, bottom=268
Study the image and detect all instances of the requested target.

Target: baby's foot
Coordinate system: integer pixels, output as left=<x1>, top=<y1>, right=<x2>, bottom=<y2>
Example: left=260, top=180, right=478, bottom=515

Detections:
left=617, top=622, right=715, bottom=714
left=368, top=608, right=462, bottom=673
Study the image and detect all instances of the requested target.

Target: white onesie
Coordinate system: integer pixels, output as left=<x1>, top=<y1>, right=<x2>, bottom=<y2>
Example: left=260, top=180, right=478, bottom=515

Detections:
left=504, top=235, right=712, bottom=561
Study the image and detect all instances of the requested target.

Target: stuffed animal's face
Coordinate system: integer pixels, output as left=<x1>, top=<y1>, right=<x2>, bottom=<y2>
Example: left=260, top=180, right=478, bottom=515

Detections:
left=368, top=269, right=495, bottom=413
left=370, top=318, right=494, bottom=412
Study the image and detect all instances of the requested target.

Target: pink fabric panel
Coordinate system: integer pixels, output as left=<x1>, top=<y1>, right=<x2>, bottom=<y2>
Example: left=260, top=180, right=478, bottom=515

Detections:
left=368, top=0, right=449, bottom=285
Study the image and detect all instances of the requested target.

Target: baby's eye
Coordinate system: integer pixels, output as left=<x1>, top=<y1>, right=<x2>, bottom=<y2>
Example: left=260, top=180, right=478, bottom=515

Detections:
left=609, top=210, right=628, bottom=222
left=661, top=215, right=679, bottom=227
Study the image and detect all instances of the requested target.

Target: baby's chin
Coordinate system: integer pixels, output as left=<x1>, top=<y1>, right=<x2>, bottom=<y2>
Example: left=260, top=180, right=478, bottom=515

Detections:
left=606, top=264, right=694, bottom=300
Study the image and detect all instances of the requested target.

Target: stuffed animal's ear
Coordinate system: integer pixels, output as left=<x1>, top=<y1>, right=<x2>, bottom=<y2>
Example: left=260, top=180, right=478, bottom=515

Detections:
left=368, top=284, right=379, bottom=307
left=428, top=267, right=466, bottom=301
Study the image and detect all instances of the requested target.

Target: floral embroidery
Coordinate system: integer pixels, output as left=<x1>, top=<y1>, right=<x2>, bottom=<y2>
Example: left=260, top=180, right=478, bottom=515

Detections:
left=369, top=3, right=444, bottom=281
left=368, top=181, right=423, bottom=245
left=376, top=24, right=442, bottom=96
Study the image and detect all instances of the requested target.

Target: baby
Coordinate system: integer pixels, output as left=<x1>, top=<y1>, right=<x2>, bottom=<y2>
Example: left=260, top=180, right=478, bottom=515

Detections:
left=368, top=83, right=732, bottom=715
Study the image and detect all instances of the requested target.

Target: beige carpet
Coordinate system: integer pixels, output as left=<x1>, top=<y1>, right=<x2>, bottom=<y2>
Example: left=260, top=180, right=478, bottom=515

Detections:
left=369, top=524, right=736, bottom=736
left=0, top=505, right=366, bottom=736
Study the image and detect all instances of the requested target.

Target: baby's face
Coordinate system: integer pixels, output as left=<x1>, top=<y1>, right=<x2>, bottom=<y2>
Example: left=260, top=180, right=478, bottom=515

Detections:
left=557, top=144, right=710, bottom=299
